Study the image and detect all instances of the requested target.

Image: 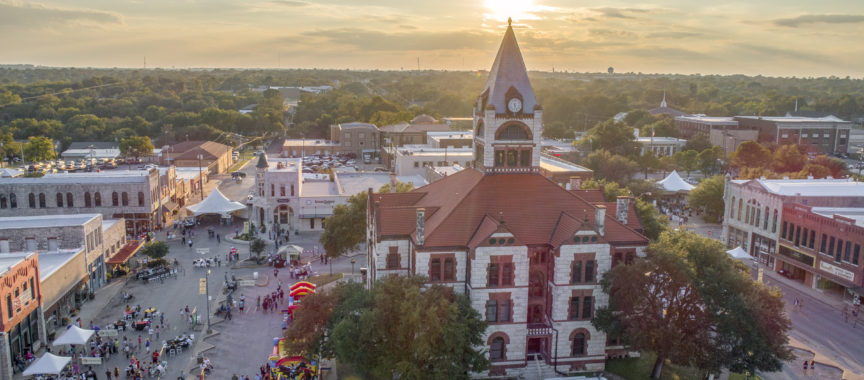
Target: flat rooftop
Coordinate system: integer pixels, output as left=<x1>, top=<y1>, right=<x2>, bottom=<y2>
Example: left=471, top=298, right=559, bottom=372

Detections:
left=539, top=156, right=591, bottom=173
left=0, top=214, right=100, bottom=229
left=636, top=137, right=687, bottom=143
left=301, top=180, right=340, bottom=197
left=676, top=115, right=738, bottom=124
left=811, top=207, right=864, bottom=227
left=267, top=157, right=302, bottom=172
left=0, top=170, right=152, bottom=184
left=337, top=173, right=427, bottom=196
left=736, top=115, right=850, bottom=124
left=102, top=218, right=121, bottom=231
left=732, top=178, right=864, bottom=197
left=38, top=249, right=85, bottom=281
left=283, top=139, right=339, bottom=147
left=0, top=253, right=31, bottom=277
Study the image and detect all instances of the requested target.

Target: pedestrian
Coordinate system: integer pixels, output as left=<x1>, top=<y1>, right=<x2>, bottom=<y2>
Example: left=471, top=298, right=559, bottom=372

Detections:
left=145, top=338, right=150, bottom=352
left=189, top=239, right=193, bottom=248
left=217, top=233, right=221, bottom=244
left=182, top=236, right=186, bottom=245
left=803, top=360, right=808, bottom=375
left=114, top=367, right=119, bottom=379
left=137, top=336, right=141, bottom=351
left=160, top=313, right=164, bottom=326
left=810, top=360, right=815, bottom=372
left=793, top=298, right=799, bottom=311
left=106, top=369, right=113, bottom=380
left=155, top=327, right=160, bottom=339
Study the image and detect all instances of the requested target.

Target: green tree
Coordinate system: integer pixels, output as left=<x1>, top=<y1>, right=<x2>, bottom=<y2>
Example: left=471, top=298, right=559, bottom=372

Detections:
left=584, top=149, right=639, bottom=184
left=688, top=175, right=726, bottom=223
left=579, top=119, right=637, bottom=156
left=772, top=144, right=807, bottom=173
left=250, top=238, right=267, bottom=261
left=329, top=276, right=488, bottom=379
left=635, top=198, right=669, bottom=241
left=683, top=133, right=711, bottom=152
left=673, top=150, right=699, bottom=176
left=23, top=136, right=56, bottom=162
left=593, top=231, right=792, bottom=379
left=119, top=136, right=155, bottom=161
left=0, top=132, right=22, bottom=162
left=637, top=150, right=660, bottom=179
left=140, top=241, right=169, bottom=259
left=697, top=146, right=725, bottom=176
left=732, top=141, right=771, bottom=169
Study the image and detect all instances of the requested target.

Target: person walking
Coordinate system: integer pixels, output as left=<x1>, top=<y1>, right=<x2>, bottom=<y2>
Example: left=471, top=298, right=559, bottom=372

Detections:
left=217, top=233, right=221, bottom=244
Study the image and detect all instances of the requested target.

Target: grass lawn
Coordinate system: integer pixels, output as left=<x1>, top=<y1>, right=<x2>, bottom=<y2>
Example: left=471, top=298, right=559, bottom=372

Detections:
left=227, top=158, right=250, bottom=174
left=305, top=273, right=343, bottom=287
left=606, top=353, right=760, bottom=380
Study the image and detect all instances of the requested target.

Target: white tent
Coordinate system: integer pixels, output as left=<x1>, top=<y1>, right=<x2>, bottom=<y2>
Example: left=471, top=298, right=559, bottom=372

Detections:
left=186, top=188, right=246, bottom=216
left=52, top=325, right=95, bottom=346
left=726, top=246, right=753, bottom=261
left=22, top=353, right=72, bottom=375
left=657, top=170, right=695, bottom=193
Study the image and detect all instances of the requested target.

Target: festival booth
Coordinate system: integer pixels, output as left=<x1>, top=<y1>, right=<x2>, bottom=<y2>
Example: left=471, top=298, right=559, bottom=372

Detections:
left=52, top=325, right=95, bottom=346
left=185, top=188, right=246, bottom=224
left=657, top=170, right=695, bottom=196
left=273, top=245, right=304, bottom=267
left=22, top=353, right=72, bottom=376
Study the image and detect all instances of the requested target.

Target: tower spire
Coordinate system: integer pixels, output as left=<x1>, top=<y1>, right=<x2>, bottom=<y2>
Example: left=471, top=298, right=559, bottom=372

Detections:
left=508, top=17, right=512, bottom=26
left=660, top=90, right=667, bottom=108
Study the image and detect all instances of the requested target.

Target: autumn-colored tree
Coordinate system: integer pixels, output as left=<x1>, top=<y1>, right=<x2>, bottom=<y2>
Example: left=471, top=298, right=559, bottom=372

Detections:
left=772, top=144, right=807, bottom=173
left=732, top=141, right=771, bottom=169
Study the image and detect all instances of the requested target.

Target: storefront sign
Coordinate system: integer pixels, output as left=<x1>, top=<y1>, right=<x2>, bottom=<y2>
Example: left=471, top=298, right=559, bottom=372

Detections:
left=314, top=200, right=335, bottom=205
left=778, top=245, right=815, bottom=267
left=819, top=261, right=855, bottom=283
left=80, top=357, right=102, bottom=365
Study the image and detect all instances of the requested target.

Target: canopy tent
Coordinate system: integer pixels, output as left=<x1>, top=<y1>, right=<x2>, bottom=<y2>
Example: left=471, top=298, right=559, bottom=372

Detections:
left=278, top=245, right=305, bottom=260
left=726, top=246, right=753, bottom=261
left=52, top=325, right=95, bottom=346
left=657, top=170, right=695, bottom=194
left=186, top=188, right=246, bottom=217
left=22, top=353, right=72, bottom=375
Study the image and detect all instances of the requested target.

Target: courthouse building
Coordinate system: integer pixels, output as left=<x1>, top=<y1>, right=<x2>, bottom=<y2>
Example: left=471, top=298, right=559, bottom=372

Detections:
left=366, top=23, right=648, bottom=377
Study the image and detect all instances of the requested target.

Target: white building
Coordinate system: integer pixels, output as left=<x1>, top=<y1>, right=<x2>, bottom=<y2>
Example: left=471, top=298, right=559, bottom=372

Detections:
left=367, top=24, right=648, bottom=377
left=250, top=155, right=425, bottom=235
left=722, top=177, right=864, bottom=267
left=635, top=135, right=687, bottom=157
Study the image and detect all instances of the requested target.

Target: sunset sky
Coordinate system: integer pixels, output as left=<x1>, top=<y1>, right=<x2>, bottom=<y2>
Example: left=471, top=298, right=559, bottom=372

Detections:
left=2, top=0, right=864, bottom=76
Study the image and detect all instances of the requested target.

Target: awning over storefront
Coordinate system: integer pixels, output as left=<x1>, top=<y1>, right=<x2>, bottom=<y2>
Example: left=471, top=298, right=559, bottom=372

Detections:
left=161, top=201, right=179, bottom=213
left=107, top=240, right=143, bottom=265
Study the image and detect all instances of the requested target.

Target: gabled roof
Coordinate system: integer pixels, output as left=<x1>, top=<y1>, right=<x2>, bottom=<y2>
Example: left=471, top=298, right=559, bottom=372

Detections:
left=373, top=169, right=647, bottom=248
left=570, top=190, right=606, bottom=203
left=168, top=141, right=232, bottom=161
left=657, top=170, right=695, bottom=193
left=481, top=23, right=538, bottom=114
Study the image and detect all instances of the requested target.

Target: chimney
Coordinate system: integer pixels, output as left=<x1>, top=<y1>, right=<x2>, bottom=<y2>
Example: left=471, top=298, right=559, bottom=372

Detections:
left=416, top=208, right=425, bottom=246
left=595, top=205, right=606, bottom=236
left=616, top=196, right=630, bottom=225
left=569, top=176, right=582, bottom=190
left=390, top=171, right=397, bottom=191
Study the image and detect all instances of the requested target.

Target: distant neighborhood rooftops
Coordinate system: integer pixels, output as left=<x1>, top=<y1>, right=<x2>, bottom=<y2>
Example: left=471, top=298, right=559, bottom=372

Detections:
left=731, top=178, right=864, bottom=197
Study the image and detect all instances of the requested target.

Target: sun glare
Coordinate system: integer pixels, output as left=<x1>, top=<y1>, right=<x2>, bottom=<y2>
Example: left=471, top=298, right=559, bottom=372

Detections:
left=483, top=0, right=537, bottom=23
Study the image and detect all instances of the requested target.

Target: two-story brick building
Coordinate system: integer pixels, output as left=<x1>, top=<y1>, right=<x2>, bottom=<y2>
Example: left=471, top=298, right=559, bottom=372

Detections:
left=367, top=23, right=648, bottom=378
left=0, top=253, right=41, bottom=379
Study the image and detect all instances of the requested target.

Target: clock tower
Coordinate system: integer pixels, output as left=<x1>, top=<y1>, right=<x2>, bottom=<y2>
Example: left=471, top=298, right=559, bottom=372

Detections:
left=473, top=19, right=543, bottom=174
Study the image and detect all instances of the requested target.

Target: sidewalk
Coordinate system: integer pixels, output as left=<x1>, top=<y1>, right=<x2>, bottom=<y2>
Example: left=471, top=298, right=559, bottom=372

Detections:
left=759, top=263, right=847, bottom=310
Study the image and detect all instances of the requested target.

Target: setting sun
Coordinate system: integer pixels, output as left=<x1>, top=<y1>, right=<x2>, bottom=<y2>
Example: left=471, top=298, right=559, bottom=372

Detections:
left=483, top=0, right=537, bottom=22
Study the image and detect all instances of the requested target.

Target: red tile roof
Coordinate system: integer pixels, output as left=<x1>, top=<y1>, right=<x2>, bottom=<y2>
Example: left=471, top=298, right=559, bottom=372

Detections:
left=569, top=190, right=606, bottom=203
left=372, top=169, right=647, bottom=249
left=602, top=201, right=644, bottom=234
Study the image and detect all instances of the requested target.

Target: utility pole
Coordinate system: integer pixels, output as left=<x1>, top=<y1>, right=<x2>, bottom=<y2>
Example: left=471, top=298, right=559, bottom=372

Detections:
left=197, top=152, right=204, bottom=201
left=204, top=269, right=212, bottom=333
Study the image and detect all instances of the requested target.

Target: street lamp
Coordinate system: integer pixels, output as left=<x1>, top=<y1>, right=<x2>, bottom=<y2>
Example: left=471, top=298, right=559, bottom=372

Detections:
left=205, top=269, right=212, bottom=333
left=197, top=153, right=204, bottom=201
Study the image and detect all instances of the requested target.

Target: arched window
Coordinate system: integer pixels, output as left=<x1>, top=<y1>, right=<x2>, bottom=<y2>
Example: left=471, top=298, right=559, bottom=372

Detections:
left=772, top=209, right=778, bottom=233
left=56, top=193, right=64, bottom=208
left=737, top=198, right=742, bottom=221
left=754, top=207, right=760, bottom=227
left=490, top=337, right=505, bottom=361
left=39, top=193, right=46, bottom=208
left=0, top=194, right=6, bottom=209
left=138, top=192, right=145, bottom=206
left=112, top=192, right=119, bottom=206
left=572, top=333, right=587, bottom=356
left=730, top=197, right=736, bottom=219
left=85, top=192, right=92, bottom=208
left=763, top=206, right=769, bottom=230
left=94, top=192, right=102, bottom=207
left=29, top=193, right=36, bottom=208
left=496, top=123, right=531, bottom=140
left=67, top=192, right=74, bottom=208
left=10, top=193, right=17, bottom=208
left=121, top=192, right=128, bottom=206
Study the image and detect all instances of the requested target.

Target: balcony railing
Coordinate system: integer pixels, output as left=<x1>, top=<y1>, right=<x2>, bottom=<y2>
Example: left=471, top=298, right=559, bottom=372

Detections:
left=526, top=322, right=552, bottom=337
left=486, top=166, right=538, bottom=174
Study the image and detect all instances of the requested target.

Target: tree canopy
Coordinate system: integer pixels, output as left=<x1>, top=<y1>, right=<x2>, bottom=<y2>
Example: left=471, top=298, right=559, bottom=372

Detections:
left=119, top=136, right=155, bottom=159
left=140, top=241, right=169, bottom=259
left=688, top=175, right=726, bottom=223
left=23, top=136, right=56, bottom=162
left=593, top=230, right=792, bottom=379
left=284, top=277, right=489, bottom=379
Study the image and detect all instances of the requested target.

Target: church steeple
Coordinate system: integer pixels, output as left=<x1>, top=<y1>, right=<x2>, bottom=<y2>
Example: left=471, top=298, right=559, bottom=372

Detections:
left=473, top=23, right=542, bottom=175
left=660, top=90, right=667, bottom=108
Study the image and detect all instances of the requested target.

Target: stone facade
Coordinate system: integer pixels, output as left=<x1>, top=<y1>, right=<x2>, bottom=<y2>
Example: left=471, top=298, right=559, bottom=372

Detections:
left=0, top=170, right=160, bottom=234
left=0, top=253, right=42, bottom=378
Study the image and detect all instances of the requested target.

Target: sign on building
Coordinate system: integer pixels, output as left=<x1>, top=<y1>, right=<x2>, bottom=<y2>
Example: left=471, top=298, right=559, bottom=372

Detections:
left=819, top=261, right=855, bottom=282
left=199, top=278, right=207, bottom=295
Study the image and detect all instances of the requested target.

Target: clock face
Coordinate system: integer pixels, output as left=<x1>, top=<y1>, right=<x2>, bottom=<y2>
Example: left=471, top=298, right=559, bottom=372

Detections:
left=508, top=98, right=522, bottom=113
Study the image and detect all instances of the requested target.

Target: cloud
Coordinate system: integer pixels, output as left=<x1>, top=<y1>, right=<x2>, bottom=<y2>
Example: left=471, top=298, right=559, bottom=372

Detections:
left=591, top=7, right=649, bottom=20
left=731, top=43, right=824, bottom=62
left=0, top=1, right=122, bottom=29
left=299, top=28, right=494, bottom=51
left=774, top=14, right=864, bottom=27
left=589, top=29, right=637, bottom=39
left=268, top=0, right=308, bottom=6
